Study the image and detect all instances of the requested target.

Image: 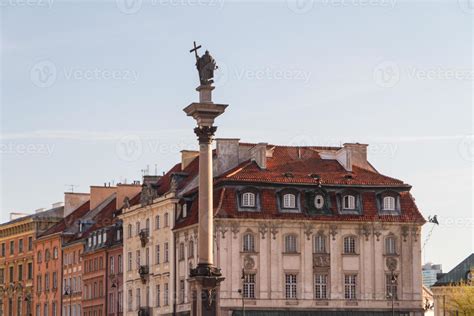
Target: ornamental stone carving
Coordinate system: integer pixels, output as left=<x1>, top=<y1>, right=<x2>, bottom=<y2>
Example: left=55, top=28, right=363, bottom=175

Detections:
left=360, top=224, right=371, bottom=241
left=313, top=253, right=331, bottom=270
left=304, top=223, right=314, bottom=241
left=386, top=257, right=398, bottom=271
left=401, top=225, right=409, bottom=242
left=258, top=223, right=268, bottom=239
left=270, top=224, right=279, bottom=240
left=329, top=225, right=338, bottom=240
left=243, top=255, right=255, bottom=270
left=230, top=222, right=240, bottom=239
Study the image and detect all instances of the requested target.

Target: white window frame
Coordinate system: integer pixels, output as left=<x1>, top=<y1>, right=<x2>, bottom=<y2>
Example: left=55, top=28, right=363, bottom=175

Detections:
left=385, top=236, right=397, bottom=255
left=314, top=274, right=328, bottom=299
left=283, top=193, right=296, bottom=209
left=383, top=196, right=396, bottom=211
left=242, top=192, right=256, bottom=208
left=242, top=233, right=255, bottom=252
left=284, top=235, right=297, bottom=253
left=314, top=194, right=325, bottom=209
left=314, top=234, right=326, bottom=254
left=344, top=274, right=357, bottom=300
left=343, top=236, right=356, bottom=254
left=343, top=195, right=356, bottom=210
left=285, top=274, right=297, bottom=299
left=243, top=273, right=256, bottom=299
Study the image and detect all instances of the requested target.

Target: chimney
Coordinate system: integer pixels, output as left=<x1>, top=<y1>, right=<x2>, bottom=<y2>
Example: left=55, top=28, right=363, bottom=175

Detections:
left=250, top=143, right=268, bottom=169
left=116, top=183, right=142, bottom=210
left=64, top=192, right=90, bottom=217
left=90, top=185, right=117, bottom=210
left=215, top=138, right=240, bottom=175
left=181, top=150, right=199, bottom=170
left=339, top=143, right=375, bottom=172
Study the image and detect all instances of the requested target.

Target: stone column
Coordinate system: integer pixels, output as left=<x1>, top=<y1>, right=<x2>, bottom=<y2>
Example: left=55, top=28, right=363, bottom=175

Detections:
left=184, top=84, right=227, bottom=316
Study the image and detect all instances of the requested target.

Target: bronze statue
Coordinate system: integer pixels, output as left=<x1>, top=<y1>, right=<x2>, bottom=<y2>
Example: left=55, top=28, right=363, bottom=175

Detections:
left=190, top=41, right=218, bottom=86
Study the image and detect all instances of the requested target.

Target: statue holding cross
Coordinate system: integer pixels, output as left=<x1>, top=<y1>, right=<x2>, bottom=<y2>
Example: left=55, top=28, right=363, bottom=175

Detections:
left=190, top=41, right=218, bottom=86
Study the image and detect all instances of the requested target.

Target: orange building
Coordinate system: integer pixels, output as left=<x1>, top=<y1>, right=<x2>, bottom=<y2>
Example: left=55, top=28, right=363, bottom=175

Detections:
left=0, top=206, right=63, bottom=316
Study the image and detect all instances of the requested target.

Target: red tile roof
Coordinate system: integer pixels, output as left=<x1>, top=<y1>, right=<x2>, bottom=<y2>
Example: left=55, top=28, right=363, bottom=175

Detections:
left=38, top=200, right=91, bottom=238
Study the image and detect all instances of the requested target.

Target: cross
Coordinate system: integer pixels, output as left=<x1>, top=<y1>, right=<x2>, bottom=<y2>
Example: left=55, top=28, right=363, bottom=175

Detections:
left=189, top=41, right=202, bottom=59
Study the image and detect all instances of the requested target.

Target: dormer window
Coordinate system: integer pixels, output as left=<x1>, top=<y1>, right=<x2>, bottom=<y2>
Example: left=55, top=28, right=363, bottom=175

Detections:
left=98, top=233, right=102, bottom=245
left=314, top=195, right=325, bottom=209
left=283, top=194, right=296, bottom=209
left=343, top=195, right=356, bottom=210
left=383, top=196, right=395, bottom=211
left=242, top=192, right=256, bottom=208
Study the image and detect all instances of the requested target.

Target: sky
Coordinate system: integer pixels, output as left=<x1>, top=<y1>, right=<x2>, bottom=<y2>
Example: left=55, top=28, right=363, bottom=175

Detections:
left=0, top=0, right=472, bottom=271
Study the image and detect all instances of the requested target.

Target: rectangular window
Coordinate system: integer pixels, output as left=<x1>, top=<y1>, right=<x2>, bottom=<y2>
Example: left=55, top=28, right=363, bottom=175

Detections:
left=314, top=235, right=326, bottom=254
left=45, top=273, right=50, bottom=291
left=155, top=245, right=160, bottom=264
left=110, top=256, right=115, bottom=274
left=136, top=288, right=141, bottom=310
left=179, top=280, right=185, bottom=304
left=145, top=248, right=150, bottom=266
left=18, top=240, right=23, bottom=253
left=344, top=274, right=357, bottom=300
left=243, top=273, right=255, bottom=299
left=164, top=283, right=169, bottom=306
left=118, top=255, right=122, bottom=273
left=52, top=272, right=57, bottom=289
left=9, top=241, right=14, bottom=255
left=285, top=274, right=297, bottom=299
left=314, top=274, right=328, bottom=299
left=1, top=243, right=5, bottom=257
left=0, top=268, right=4, bottom=284
left=9, top=267, right=14, bottom=283
left=178, top=243, right=185, bottom=261
left=164, top=243, right=169, bottom=263
left=127, top=252, right=132, bottom=271
left=118, top=291, right=123, bottom=312
left=109, top=293, right=114, bottom=313
left=28, top=237, right=33, bottom=251
left=283, top=193, right=296, bottom=209
left=155, top=215, right=160, bottom=230
left=386, top=274, right=398, bottom=300
left=17, top=265, right=22, bottom=282
left=155, top=285, right=160, bottom=307
left=136, top=250, right=141, bottom=269
left=127, top=289, right=133, bottom=312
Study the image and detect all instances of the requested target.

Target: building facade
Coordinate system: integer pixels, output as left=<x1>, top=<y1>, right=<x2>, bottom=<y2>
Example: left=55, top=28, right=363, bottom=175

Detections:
left=0, top=206, right=63, bottom=316
left=174, top=140, right=425, bottom=315
left=422, top=263, right=443, bottom=288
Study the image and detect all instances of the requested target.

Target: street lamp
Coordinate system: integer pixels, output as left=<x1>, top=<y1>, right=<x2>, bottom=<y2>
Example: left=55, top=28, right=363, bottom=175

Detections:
left=64, top=286, right=72, bottom=316
left=111, top=282, right=119, bottom=316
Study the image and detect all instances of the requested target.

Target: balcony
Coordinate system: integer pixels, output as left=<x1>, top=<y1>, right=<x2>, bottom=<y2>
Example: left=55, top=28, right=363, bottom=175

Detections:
left=139, top=229, right=149, bottom=247
left=138, top=265, right=149, bottom=284
left=138, top=307, right=150, bottom=316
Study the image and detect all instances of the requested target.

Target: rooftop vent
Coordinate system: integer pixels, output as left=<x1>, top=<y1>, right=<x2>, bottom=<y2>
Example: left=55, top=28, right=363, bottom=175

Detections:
left=283, top=172, right=294, bottom=178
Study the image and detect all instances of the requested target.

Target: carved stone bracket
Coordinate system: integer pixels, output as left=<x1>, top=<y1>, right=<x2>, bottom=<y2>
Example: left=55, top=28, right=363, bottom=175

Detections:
left=270, top=224, right=279, bottom=240
left=243, top=255, right=255, bottom=270
left=401, top=225, right=409, bottom=242
left=360, top=224, right=371, bottom=241
left=386, top=257, right=398, bottom=271
left=184, top=232, right=189, bottom=242
left=215, top=222, right=228, bottom=239
left=230, top=222, right=240, bottom=239
left=411, top=226, right=419, bottom=242
left=194, top=126, right=217, bottom=144
left=258, top=223, right=268, bottom=239
left=329, top=225, right=338, bottom=240
left=304, top=223, right=314, bottom=241
left=373, top=227, right=382, bottom=241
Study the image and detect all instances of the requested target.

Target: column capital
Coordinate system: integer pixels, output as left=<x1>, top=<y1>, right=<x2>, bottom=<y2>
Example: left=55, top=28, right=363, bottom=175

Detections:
left=194, top=126, right=217, bottom=144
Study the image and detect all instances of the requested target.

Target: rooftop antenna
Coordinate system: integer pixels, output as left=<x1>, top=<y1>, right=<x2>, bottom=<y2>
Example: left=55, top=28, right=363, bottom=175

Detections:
left=65, top=184, right=78, bottom=193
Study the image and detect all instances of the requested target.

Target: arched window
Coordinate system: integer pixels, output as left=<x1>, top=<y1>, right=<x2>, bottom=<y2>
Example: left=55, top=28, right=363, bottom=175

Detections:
left=343, top=236, right=357, bottom=254
left=242, top=192, right=256, bottom=208
left=343, top=195, right=356, bottom=210
left=53, top=247, right=58, bottom=259
left=242, top=233, right=255, bottom=252
left=128, top=224, right=132, bottom=238
left=37, top=251, right=42, bottom=263
left=283, top=194, right=296, bottom=209
left=45, top=249, right=51, bottom=261
left=385, top=236, right=397, bottom=255
left=314, top=234, right=326, bottom=254
left=155, top=215, right=160, bottom=230
left=146, top=218, right=150, bottom=232
left=164, top=213, right=169, bottom=227
left=284, top=235, right=297, bottom=253
left=136, top=222, right=140, bottom=236
left=383, top=196, right=396, bottom=211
